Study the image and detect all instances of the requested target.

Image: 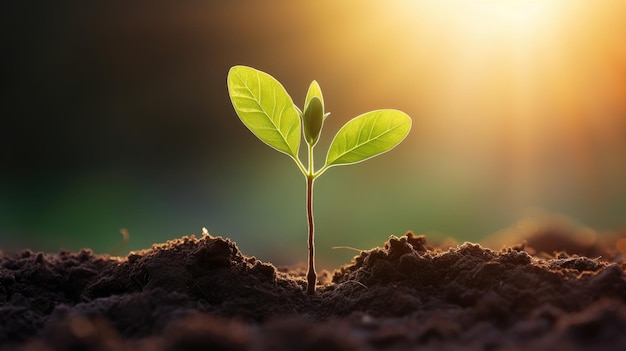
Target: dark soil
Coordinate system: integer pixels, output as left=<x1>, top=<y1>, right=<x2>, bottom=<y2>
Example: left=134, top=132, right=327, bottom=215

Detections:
left=2, top=229, right=626, bottom=351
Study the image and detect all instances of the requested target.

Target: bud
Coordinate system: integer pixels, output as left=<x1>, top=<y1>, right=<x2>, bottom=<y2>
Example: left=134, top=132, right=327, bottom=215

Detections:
left=303, top=96, right=324, bottom=146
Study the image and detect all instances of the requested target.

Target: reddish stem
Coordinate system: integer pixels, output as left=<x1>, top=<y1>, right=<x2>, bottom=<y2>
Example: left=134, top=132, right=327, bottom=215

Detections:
left=306, top=176, right=316, bottom=294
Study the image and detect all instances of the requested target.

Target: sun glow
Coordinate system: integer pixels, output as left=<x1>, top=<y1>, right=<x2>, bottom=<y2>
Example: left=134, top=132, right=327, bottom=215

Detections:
left=379, top=0, right=626, bottom=219
left=396, top=0, right=567, bottom=47
left=467, top=0, right=560, bottom=26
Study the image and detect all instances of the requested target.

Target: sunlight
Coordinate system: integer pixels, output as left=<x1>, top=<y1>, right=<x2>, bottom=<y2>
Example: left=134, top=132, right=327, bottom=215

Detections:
left=436, top=0, right=565, bottom=52
left=380, top=0, right=626, bottom=220
left=468, top=0, right=561, bottom=28
left=392, top=0, right=565, bottom=35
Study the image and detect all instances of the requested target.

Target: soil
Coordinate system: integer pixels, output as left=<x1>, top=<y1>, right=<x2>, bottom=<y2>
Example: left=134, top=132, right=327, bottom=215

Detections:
left=2, top=229, right=626, bottom=351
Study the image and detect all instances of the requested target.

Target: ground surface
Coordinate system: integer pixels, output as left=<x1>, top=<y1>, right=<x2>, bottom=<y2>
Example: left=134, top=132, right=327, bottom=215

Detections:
left=1, top=229, right=626, bottom=350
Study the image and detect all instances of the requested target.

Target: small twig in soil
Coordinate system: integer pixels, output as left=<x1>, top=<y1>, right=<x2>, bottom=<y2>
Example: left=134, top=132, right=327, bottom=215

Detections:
left=337, top=280, right=369, bottom=290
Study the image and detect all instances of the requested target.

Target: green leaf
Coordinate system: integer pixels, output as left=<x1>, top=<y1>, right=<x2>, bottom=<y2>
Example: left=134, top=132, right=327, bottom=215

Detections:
left=325, top=110, right=411, bottom=167
left=303, top=96, right=324, bottom=146
left=227, top=66, right=300, bottom=159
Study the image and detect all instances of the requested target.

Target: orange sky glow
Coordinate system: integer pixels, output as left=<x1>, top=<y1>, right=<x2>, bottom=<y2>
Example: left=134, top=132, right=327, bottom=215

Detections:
left=377, top=0, right=626, bottom=214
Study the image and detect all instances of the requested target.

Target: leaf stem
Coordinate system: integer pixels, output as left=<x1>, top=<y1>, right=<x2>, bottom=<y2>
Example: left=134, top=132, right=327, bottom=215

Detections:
left=292, top=156, right=308, bottom=176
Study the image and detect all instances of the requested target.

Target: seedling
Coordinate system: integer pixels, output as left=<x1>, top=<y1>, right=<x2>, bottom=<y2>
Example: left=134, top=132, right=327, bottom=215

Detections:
left=227, top=66, right=411, bottom=294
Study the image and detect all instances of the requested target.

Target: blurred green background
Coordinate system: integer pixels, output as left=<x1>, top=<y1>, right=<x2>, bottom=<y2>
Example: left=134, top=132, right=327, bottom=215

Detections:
left=2, top=1, right=626, bottom=269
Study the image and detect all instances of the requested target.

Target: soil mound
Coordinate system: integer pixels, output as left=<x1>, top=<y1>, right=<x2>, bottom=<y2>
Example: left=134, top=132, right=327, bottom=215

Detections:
left=1, top=231, right=625, bottom=350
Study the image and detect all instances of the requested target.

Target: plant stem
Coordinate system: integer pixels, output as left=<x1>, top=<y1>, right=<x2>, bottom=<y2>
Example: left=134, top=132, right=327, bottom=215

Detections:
left=306, top=144, right=317, bottom=294
left=306, top=175, right=316, bottom=294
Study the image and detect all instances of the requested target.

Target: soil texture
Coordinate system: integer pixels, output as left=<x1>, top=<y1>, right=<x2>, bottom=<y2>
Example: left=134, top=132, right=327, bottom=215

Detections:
left=2, top=230, right=626, bottom=350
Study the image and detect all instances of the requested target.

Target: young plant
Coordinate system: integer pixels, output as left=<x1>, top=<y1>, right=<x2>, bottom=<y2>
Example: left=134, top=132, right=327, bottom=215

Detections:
left=227, top=66, right=411, bottom=294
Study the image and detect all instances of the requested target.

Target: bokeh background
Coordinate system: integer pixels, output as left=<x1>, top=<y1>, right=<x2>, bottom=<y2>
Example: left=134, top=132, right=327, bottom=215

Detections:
left=2, top=0, right=625, bottom=269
